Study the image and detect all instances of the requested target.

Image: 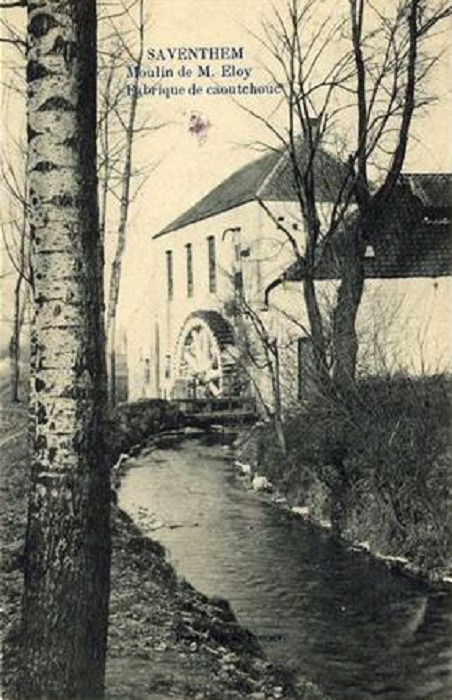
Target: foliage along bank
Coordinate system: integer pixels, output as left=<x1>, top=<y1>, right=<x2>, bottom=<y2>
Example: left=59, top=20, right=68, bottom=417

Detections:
left=236, top=374, right=452, bottom=584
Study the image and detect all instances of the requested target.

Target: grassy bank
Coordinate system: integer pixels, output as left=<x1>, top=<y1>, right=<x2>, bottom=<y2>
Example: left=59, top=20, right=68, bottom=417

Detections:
left=236, top=375, right=452, bottom=583
left=1, top=399, right=328, bottom=700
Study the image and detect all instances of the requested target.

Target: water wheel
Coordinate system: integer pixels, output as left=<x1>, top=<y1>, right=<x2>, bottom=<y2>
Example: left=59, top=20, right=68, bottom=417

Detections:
left=173, top=311, right=238, bottom=398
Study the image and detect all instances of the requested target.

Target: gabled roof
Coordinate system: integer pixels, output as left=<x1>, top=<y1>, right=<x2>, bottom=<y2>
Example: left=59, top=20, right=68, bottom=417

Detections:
left=155, top=141, right=349, bottom=238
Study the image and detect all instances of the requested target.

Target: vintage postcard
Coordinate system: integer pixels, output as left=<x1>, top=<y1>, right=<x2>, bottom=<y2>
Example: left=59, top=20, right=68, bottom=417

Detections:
left=1, top=1, right=451, bottom=699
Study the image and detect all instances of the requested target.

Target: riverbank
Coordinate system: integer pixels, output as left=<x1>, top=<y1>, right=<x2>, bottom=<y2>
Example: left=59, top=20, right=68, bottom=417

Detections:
left=1, top=401, right=328, bottom=700
left=233, top=456, right=452, bottom=591
left=233, top=375, right=452, bottom=590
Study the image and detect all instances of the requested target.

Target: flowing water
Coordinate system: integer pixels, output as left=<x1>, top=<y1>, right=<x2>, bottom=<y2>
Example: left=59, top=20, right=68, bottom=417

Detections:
left=118, top=437, right=452, bottom=700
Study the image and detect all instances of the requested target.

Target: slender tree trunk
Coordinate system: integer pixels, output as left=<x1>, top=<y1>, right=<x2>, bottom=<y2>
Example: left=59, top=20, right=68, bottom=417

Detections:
left=332, top=225, right=366, bottom=389
left=110, top=313, right=117, bottom=404
left=271, top=341, right=286, bottom=455
left=106, top=0, right=144, bottom=404
left=10, top=277, right=29, bottom=402
left=303, top=273, right=330, bottom=391
left=98, top=53, right=115, bottom=246
left=10, top=197, right=28, bottom=402
left=10, top=272, right=23, bottom=402
left=22, top=2, right=111, bottom=698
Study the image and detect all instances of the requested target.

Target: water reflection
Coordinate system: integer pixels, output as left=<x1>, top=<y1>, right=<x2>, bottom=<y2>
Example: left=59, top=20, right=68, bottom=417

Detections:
left=119, top=439, right=452, bottom=700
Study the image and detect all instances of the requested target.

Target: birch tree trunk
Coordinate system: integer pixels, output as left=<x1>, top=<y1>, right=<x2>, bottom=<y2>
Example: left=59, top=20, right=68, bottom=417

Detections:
left=22, top=2, right=111, bottom=697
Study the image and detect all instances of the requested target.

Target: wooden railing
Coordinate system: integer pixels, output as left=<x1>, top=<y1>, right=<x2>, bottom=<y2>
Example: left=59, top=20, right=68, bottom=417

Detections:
left=170, top=396, right=257, bottom=421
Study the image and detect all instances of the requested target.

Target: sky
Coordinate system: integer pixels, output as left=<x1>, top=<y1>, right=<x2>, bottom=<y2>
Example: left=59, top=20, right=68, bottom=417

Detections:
left=117, top=0, right=452, bottom=328
left=1, top=0, right=451, bottom=346
left=122, top=0, right=452, bottom=237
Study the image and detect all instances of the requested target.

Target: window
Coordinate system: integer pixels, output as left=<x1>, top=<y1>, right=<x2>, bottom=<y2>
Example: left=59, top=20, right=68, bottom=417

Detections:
left=207, top=235, right=216, bottom=293
left=165, top=250, right=173, bottom=300
left=185, top=243, right=193, bottom=297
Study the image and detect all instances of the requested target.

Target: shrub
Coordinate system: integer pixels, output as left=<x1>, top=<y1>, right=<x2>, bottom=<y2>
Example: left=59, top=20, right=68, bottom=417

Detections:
left=106, top=399, right=182, bottom=465
left=261, top=374, right=452, bottom=573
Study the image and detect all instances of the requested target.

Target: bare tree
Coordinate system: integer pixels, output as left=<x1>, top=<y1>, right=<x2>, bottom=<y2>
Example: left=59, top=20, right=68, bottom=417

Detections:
left=21, top=2, right=110, bottom=697
left=2, top=0, right=166, bottom=409
left=252, top=0, right=451, bottom=392
left=0, top=1, right=26, bottom=8
left=100, top=0, right=153, bottom=404
left=2, top=146, right=31, bottom=401
left=227, top=290, right=287, bottom=454
left=94, top=0, right=167, bottom=405
left=0, top=7, right=29, bottom=400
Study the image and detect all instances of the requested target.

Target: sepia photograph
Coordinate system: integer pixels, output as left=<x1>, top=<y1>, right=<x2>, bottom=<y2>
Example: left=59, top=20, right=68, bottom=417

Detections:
left=1, top=1, right=451, bottom=698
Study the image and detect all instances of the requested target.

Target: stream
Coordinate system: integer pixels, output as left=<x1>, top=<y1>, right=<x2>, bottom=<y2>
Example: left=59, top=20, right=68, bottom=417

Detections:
left=118, top=437, right=452, bottom=700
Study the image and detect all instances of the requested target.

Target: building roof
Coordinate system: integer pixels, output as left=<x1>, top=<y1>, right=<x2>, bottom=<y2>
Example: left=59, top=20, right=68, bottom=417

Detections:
left=283, top=174, right=452, bottom=281
left=400, top=173, right=451, bottom=212
left=367, top=174, right=451, bottom=278
left=282, top=220, right=451, bottom=281
left=155, top=141, right=349, bottom=238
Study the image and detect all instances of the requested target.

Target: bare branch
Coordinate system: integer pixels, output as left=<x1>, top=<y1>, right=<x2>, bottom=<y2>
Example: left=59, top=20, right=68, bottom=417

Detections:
left=0, top=0, right=26, bottom=7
